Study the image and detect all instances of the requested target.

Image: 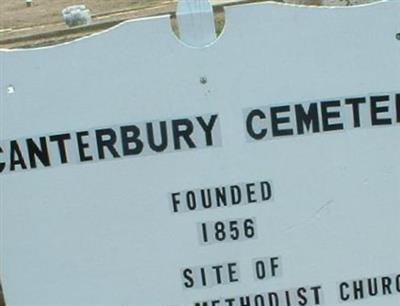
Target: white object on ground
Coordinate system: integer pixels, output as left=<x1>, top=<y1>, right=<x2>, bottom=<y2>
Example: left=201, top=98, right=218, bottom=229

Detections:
left=62, top=5, right=92, bottom=27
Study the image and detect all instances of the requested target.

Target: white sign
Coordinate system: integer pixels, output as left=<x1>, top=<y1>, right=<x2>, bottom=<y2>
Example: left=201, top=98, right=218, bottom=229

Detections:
left=0, top=1, right=399, bottom=305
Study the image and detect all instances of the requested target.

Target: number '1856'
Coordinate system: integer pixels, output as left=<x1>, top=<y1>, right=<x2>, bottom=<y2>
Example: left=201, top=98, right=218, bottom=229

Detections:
left=198, top=218, right=257, bottom=245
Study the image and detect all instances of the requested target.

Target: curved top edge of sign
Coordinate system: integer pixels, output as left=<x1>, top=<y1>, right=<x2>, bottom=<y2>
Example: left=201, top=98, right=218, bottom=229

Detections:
left=0, top=0, right=392, bottom=53
left=266, top=0, right=387, bottom=9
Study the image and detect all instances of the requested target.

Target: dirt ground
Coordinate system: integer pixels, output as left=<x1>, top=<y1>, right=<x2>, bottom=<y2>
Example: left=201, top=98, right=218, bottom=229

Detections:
left=0, top=0, right=176, bottom=45
left=1, top=0, right=172, bottom=29
left=1, top=0, right=260, bottom=48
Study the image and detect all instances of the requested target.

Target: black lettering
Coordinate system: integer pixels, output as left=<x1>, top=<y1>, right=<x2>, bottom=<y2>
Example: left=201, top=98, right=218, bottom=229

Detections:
left=345, top=97, right=366, bottom=128
left=186, top=191, right=196, bottom=210
left=246, top=183, right=256, bottom=203
left=321, top=100, right=344, bottom=131
left=396, top=275, right=400, bottom=292
left=270, top=257, right=279, bottom=277
left=227, top=263, right=239, bottom=283
left=254, top=295, right=265, bottom=306
left=396, top=94, right=400, bottom=123
left=49, top=133, right=71, bottom=164
left=96, top=128, right=120, bottom=159
left=260, top=181, right=272, bottom=201
left=10, top=140, right=27, bottom=171
left=76, top=131, right=93, bottom=162
left=197, top=115, right=218, bottom=146
left=26, top=137, right=50, bottom=168
left=297, top=287, right=307, bottom=306
left=212, top=265, right=223, bottom=284
left=246, top=109, right=267, bottom=140
left=120, top=125, right=144, bottom=156
left=172, top=119, right=196, bottom=150
left=268, top=292, right=279, bottom=306
left=0, top=146, right=5, bottom=173
left=146, top=121, right=168, bottom=152
left=230, top=185, right=241, bottom=205
left=270, top=105, right=294, bottom=137
left=370, top=95, right=392, bottom=126
left=201, top=189, right=212, bottom=209
left=367, top=278, right=378, bottom=296
left=310, top=286, right=322, bottom=305
left=353, top=280, right=364, bottom=300
left=182, top=269, right=194, bottom=288
left=200, top=267, right=207, bottom=287
left=295, top=103, right=320, bottom=134
left=255, top=260, right=266, bottom=280
left=284, top=290, right=291, bottom=306
left=381, top=277, right=392, bottom=295
left=240, top=296, right=251, bottom=306
left=225, top=298, right=235, bottom=306
left=215, top=187, right=227, bottom=207
left=171, top=192, right=180, bottom=213
left=339, top=282, right=350, bottom=301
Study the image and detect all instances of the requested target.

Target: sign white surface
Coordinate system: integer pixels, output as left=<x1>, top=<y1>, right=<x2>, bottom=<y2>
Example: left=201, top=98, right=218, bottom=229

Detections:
left=1, top=1, right=399, bottom=305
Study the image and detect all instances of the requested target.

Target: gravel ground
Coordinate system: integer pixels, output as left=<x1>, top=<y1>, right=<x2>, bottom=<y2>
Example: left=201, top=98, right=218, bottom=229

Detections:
left=1, top=0, right=169, bottom=29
